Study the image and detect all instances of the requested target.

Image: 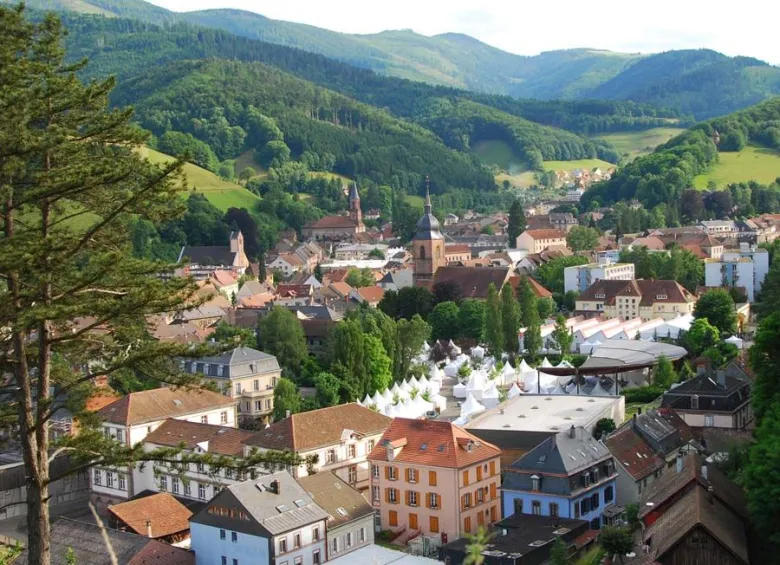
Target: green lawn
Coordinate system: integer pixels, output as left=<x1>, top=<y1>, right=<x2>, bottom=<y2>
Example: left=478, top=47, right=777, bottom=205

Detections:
left=234, top=150, right=267, bottom=179
left=140, top=147, right=261, bottom=211
left=496, top=171, right=537, bottom=189
left=595, top=127, right=685, bottom=161
left=471, top=139, right=527, bottom=173
left=693, top=144, right=780, bottom=189
left=543, top=158, right=615, bottom=172
left=405, top=194, right=425, bottom=207
left=310, top=171, right=352, bottom=188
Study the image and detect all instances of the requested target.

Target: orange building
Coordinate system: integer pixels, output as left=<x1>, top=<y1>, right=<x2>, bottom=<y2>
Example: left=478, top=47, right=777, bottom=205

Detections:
left=367, top=418, right=502, bottom=543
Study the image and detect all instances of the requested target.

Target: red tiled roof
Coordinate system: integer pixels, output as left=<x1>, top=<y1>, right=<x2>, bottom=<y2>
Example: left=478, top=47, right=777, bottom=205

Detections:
left=328, top=281, right=353, bottom=298
left=276, top=284, right=313, bottom=298
left=323, top=269, right=350, bottom=284
left=523, top=229, right=568, bottom=240
left=244, top=403, right=391, bottom=451
left=605, top=425, right=665, bottom=481
left=210, top=270, right=238, bottom=287
left=445, top=244, right=471, bottom=254
left=305, top=216, right=359, bottom=229
left=578, top=279, right=695, bottom=306
left=367, top=418, right=501, bottom=469
left=108, top=493, right=192, bottom=538
left=432, top=266, right=511, bottom=299
left=128, top=541, right=194, bottom=565
left=144, top=419, right=257, bottom=456
left=357, top=286, right=386, bottom=303
left=97, top=388, right=235, bottom=426
left=508, top=275, right=553, bottom=299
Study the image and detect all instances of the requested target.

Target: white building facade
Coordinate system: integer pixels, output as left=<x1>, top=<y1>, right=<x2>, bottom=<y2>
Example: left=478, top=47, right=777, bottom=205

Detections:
left=564, top=262, right=635, bottom=293
left=704, top=244, right=769, bottom=302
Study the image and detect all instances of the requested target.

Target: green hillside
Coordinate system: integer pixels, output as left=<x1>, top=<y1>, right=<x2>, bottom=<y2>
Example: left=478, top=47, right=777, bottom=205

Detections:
left=140, top=147, right=261, bottom=211
left=9, top=0, right=780, bottom=120
left=595, top=127, right=686, bottom=161
left=693, top=145, right=780, bottom=189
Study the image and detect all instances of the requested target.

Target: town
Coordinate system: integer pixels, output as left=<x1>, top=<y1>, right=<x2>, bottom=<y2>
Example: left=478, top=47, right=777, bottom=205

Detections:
left=1, top=3, right=780, bottom=565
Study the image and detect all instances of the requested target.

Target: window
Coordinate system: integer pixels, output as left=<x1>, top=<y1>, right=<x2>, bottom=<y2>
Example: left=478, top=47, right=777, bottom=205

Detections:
left=580, top=498, right=590, bottom=515
left=118, top=474, right=126, bottom=491
left=293, top=556, right=302, bottom=565
left=408, top=491, right=418, bottom=507
left=590, top=493, right=599, bottom=509
left=222, top=557, right=227, bottom=565
left=279, top=538, right=288, bottom=554
left=428, top=493, right=439, bottom=509
left=255, top=400, right=261, bottom=411
left=348, top=444, right=356, bottom=458
left=367, top=439, right=375, bottom=452
left=388, top=467, right=397, bottom=481
left=292, top=533, right=300, bottom=549
left=327, top=450, right=336, bottom=464
left=359, top=527, right=366, bottom=543
left=532, top=501, right=541, bottom=515
left=116, top=429, right=125, bottom=444
left=272, top=376, right=278, bottom=387
left=462, top=470, right=469, bottom=486
left=197, top=463, right=206, bottom=473
left=407, top=468, right=418, bottom=483
left=462, top=493, right=472, bottom=509
left=106, top=472, right=114, bottom=489
left=430, top=516, right=440, bottom=533
left=313, top=550, right=321, bottom=565
left=348, top=466, right=358, bottom=484
left=254, top=379, right=260, bottom=392
left=604, top=486, right=614, bottom=504
left=313, top=526, right=320, bottom=541
left=372, top=486, right=380, bottom=502
left=574, top=501, right=580, bottom=518
left=235, top=383, right=241, bottom=395
left=233, top=560, right=238, bottom=565
left=232, top=531, right=238, bottom=543
left=372, top=465, right=380, bottom=479
left=429, top=471, right=437, bottom=486
left=346, top=532, right=353, bottom=548
left=200, top=415, right=208, bottom=424
left=464, top=516, right=472, bottom=533
left=705, top=415, right=714, bottom=427
left=476, top=488, right=484, bottom=504
left=220, top=530, right=226, bottom=540
left=198, top=484, right=206, bottom=500
left=532, top=476, right=540, bottom=491
left=184, top=482, right=191, bottom=496
left=590, top=517, right=601, bottom=530
left=331, top=538, right=338, bottom=554
left=387, top=488, right=398, bottom=503
left=172, top=477, right=179, bottom=494
left=265, top=399, right=272, bottom=411
left=159, top=475, right=167, bottom=491
left=550, top=503, right=559, bottom=517
left=513, top=498, right=523, bottom=516
left=225, top=468, right=233, bottom=479
left=221, top=411, right=228, bottom=425
left=691, top=395, right=699, bottom=410
left=389, top=510, right=398, bottom=527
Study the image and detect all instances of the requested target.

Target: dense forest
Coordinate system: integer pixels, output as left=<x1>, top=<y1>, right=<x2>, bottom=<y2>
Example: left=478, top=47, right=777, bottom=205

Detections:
left=583, top=97, right=780, bottom=209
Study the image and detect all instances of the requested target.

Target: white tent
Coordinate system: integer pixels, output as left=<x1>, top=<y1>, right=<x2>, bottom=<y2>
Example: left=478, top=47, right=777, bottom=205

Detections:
left=549, top=382, right=567, bottom=395
left=482, top=381, right=501, bottom=409
left=430, top=364, right=444, bottom=382
left=467, top=370, right=487, bottom=400
left=500, top=363, right=517, bottom=385
left=453, top=416, right=469, bottom=427
left=471, top=345, right=485, bottom=360
left=399, top=380, right=412, bottom=394
left=590, top=380, right=611, bottom=397
left=453, top=382, right=468, bottom=399
left=407, top=375, right=420, bottom=389
left=421, top=341, right=431, bottom=352
left=402, top=398, right=417, bottom=418
left=361, top=394, right=373, bottom=406
left=508, top=382, right=523, bottom=399
left=417, top=375, right=430, bottom=391
left=391, top=382, right=403, bottom=396
left=460, top=393, right=486, bottom=418
left=449, top=340, right=462, bottom=356
left=518, top=359, right=533, bottom=374
left=371, top=391, right=386, bottom=409
left=725, top=335, right=744, bottom=350
left=430, top=393, right=448, bottom=412
left=541, top=357, right=553, bottom=368
left=557, top=359, right=573, bottom=368
left=382, top=388, right=394, bottom=404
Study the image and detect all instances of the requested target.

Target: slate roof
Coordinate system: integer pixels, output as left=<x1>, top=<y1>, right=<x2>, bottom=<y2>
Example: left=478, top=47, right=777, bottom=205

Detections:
left=19, top=518, right=194, bottom=565
left=644, top=486, right=749, bottom=564
left=196, top=471, right=329, bottom=535
left=97, top=388, right=235, bottom=426
left=144, top=419, right=258, bottom=456
left=431, top=266, right=511, bottom=299
left=506, top=426, right=612, bottom=477
left=662, top=363, right=751, bottom=413
left=183, top=346, right=280, bottom=379
left=244, top=403, right=391, bottom=451
left=179, top=246, right=235, bottom=267
left=629, top=408, right=696, bottom=457
left=298, top=471, right=375, bottom=529
left=604, top=425, right=665, bottom=482
left=367, top=418, right=501, bottom=469
left=108, top=493, right=192, bottom=538
left=578, top=279, right=695, bottom=306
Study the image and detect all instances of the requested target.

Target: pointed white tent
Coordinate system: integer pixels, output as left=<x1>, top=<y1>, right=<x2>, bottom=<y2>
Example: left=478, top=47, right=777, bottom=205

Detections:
left=407, top=375, right=420, bottom=389
left=355, top=397, right=363, bottom=407
left=453, top=382, right=468, bottom=399
left=471, top=345, right=485, bottom=360
left=541, top=357, right=553, bottom=368
left=391, top=382, right=403, bottom=396
left=399, top=380, right=412, bottom=394
left=518, top=359, right=533, bottom=374
left=361, top=393, right=373, bottom=406
left=508, top=382, right=523, bottom=398
left=590, top=380, right=610, bottom=396
left=382, top=388, right=394, bottom=404
left=460, top=393, right=486, bottom=418
left=430, top=364, right=444, bottom=382
left=417, top=375, right=430, bottom=392
left=482, top=381, right=501, bottom=409
left=449, top=340, right=462, bottom=356
left=500, top=362, right=517, bottom=385
left=550, top=382, right=567, bottom=395
left=431, top=393, right=448, bottom=412
left=557, top=359, right=573, bottom=368
left=725, top=335, right=744, bottom=349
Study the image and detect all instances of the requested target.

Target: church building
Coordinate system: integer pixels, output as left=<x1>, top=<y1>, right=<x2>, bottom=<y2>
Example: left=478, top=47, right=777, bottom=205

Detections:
left=302, top=183, right=366, bottom=242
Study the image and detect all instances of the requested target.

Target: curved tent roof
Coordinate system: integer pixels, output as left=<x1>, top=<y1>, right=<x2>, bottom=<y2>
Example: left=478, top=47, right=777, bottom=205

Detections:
left=544, top=339, right=687, bottom=376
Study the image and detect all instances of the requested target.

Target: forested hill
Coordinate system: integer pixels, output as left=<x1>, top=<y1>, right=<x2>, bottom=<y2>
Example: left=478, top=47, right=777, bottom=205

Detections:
left=582, top=97, right=780, bottom=209
left=10, top=0, right=780, bottom=120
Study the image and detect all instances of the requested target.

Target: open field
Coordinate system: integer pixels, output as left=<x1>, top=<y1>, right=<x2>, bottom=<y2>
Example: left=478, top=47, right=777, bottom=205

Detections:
left=594, top=127, right=685, bottom=161
left=496, top=171, right=537, bottom=189
left=141, top=147, right=261, bottom=211
left=471, top=139, right=526, bottom=173
left=693, top=145, right=780, bottom=189
left=310, top=171, right=352, bottom=187
left=405, top=194, right=425, bottom=207
left=234, top=150, right=267, bottom=179
left=543, top=158, right=615, bottom=172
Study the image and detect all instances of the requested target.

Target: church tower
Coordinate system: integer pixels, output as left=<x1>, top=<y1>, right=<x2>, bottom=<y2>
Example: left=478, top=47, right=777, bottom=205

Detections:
left=348, top=183, right=364, bottom=230
left=413, top=185, right=446, bottom=285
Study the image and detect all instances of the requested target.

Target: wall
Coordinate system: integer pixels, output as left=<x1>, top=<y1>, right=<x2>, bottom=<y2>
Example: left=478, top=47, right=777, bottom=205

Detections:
left=0, top=467, right=90, bottom=523
left=273, top=522, right=328, bottom=565
left=327, top=515, right=375, bottom=559
left=191, top=522, right=269, bottom=565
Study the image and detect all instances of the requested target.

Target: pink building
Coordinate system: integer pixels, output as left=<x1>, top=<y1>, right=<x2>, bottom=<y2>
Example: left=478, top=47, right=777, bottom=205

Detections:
left=368, top=418, right=502, bottom=543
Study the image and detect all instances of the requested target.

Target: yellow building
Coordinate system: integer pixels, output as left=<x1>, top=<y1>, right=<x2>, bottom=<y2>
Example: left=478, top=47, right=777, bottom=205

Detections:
left=575, top=279, right=696, bottom=321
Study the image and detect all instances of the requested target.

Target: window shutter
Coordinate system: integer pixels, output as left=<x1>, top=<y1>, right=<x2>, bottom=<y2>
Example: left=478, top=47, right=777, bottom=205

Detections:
left=385, top=466, right=390, bottom=480
left=425, top=493, right=430, bottom=508
left=490, top=483, right=496, bottom=499
left=385, top=488, right=389, bottom=503
left=490, top=461, right=496, bottom=476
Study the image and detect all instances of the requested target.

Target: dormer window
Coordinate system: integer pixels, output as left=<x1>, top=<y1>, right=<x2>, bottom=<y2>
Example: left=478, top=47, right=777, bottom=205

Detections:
left=531, top=474, right=540, bottom=492
left=656, top=294, right=667, bottom=300
left=595, top=293, right=605, bottom=299
left=203, top=364, right=210, bottom=375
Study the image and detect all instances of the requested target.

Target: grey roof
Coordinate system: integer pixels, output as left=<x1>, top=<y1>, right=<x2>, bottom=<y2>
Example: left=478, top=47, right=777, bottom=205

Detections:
left=178, top=245, right=236, bottom=267
left=508, top=426, right=611, bottom=476
left=184, top=346, right=280, bottom=379
left=285, top=305, right=342, bottom=321
left=19, top=518, right=193, bottom=565
left=298, top=472, right=375, bottom=529
left=415, top=191, right=444, bottom=241
left=349, top=183, right=360, bottom=202
left=579, top=340, right=687, bottom=370
left=379, top=269, right=414, bottom=288
left=224, top=471, right=329, bottom=535
left=662, top=363, right=751, bottom=413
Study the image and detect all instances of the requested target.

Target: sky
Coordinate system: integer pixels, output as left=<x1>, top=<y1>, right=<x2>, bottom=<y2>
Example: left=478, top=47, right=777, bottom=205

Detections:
left=146, top=0, right=779, bottom=64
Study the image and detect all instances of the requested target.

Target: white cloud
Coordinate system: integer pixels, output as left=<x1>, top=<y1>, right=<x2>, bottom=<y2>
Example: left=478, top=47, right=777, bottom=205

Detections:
left=146, top=0, right=779, bottom=64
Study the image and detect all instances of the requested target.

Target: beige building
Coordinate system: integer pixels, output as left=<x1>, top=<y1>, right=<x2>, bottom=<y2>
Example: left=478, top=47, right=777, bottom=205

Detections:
left=576, top=279, right=696, bottom=321
left=302, top=184, right=365, bottom=242
left=182, top=346, right=281, bottom=423
left=515, top=229, right=568, bottom=253
left=244, top=403, right=392, bottom=492
left=444, top=244, right=471, bottom=264
left=368, top=418, right=502, bottom=543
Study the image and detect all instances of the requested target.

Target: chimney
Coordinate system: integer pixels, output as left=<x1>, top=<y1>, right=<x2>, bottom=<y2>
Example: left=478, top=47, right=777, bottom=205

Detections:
left=707, top=485, right=714, bottom=504
left=285, top=410, right=291, bottom=419
left=569, top=424, right=576, bottom=439
left=716, top=370, right=726, bottom=386
left=701, top=463, right=708, bottom=482
left=269, top=479, right=280, bottom=494
left=676, top=453, right=684, bottom=473
left=146, top=518, right=152, bottom=538
left=637, top=407, right=643, bottom=415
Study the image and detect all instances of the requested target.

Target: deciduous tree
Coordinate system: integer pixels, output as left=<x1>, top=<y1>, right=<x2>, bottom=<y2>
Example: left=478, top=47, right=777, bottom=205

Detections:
left=685, top=318, right=720, bottom=356
left=485, top=284, right=503, bottom=356
left=551, top=314, right=573, bottom=354
left=501, top=284, right=521, bottom=356
left=258, top=306, right=308, bottom=377
left=459, top=299, right=485, bottom=340
left=653, top=355, right=677, bottom=388
left=272, top=378, right=302, bottom=420
left=429, top=301, right=461, bottom=341
left=694, top=288, right=737, bottom=336
left=566, top=225, right=600, bottom=253
left=395, top=315, right=431, bottom=380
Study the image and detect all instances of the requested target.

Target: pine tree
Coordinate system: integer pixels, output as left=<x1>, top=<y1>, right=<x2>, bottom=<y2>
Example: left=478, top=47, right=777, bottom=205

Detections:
left=485, top=283, right=503, bottom=356
left=551, top=314, right=573, bottom=355
left=500, top=284, right=521, bottom=356
left=507, top=200, right=526, bottom=248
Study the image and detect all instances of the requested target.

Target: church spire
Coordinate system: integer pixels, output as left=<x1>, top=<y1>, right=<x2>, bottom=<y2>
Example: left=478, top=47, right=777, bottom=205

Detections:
left=424, top=175, right=432, bottom=214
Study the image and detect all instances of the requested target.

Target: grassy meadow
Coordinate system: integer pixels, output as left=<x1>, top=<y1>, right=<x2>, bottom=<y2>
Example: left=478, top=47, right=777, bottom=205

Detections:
left=594, top=127, right=685, bottom=161
left=693, top=145, right=780, bottom=189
